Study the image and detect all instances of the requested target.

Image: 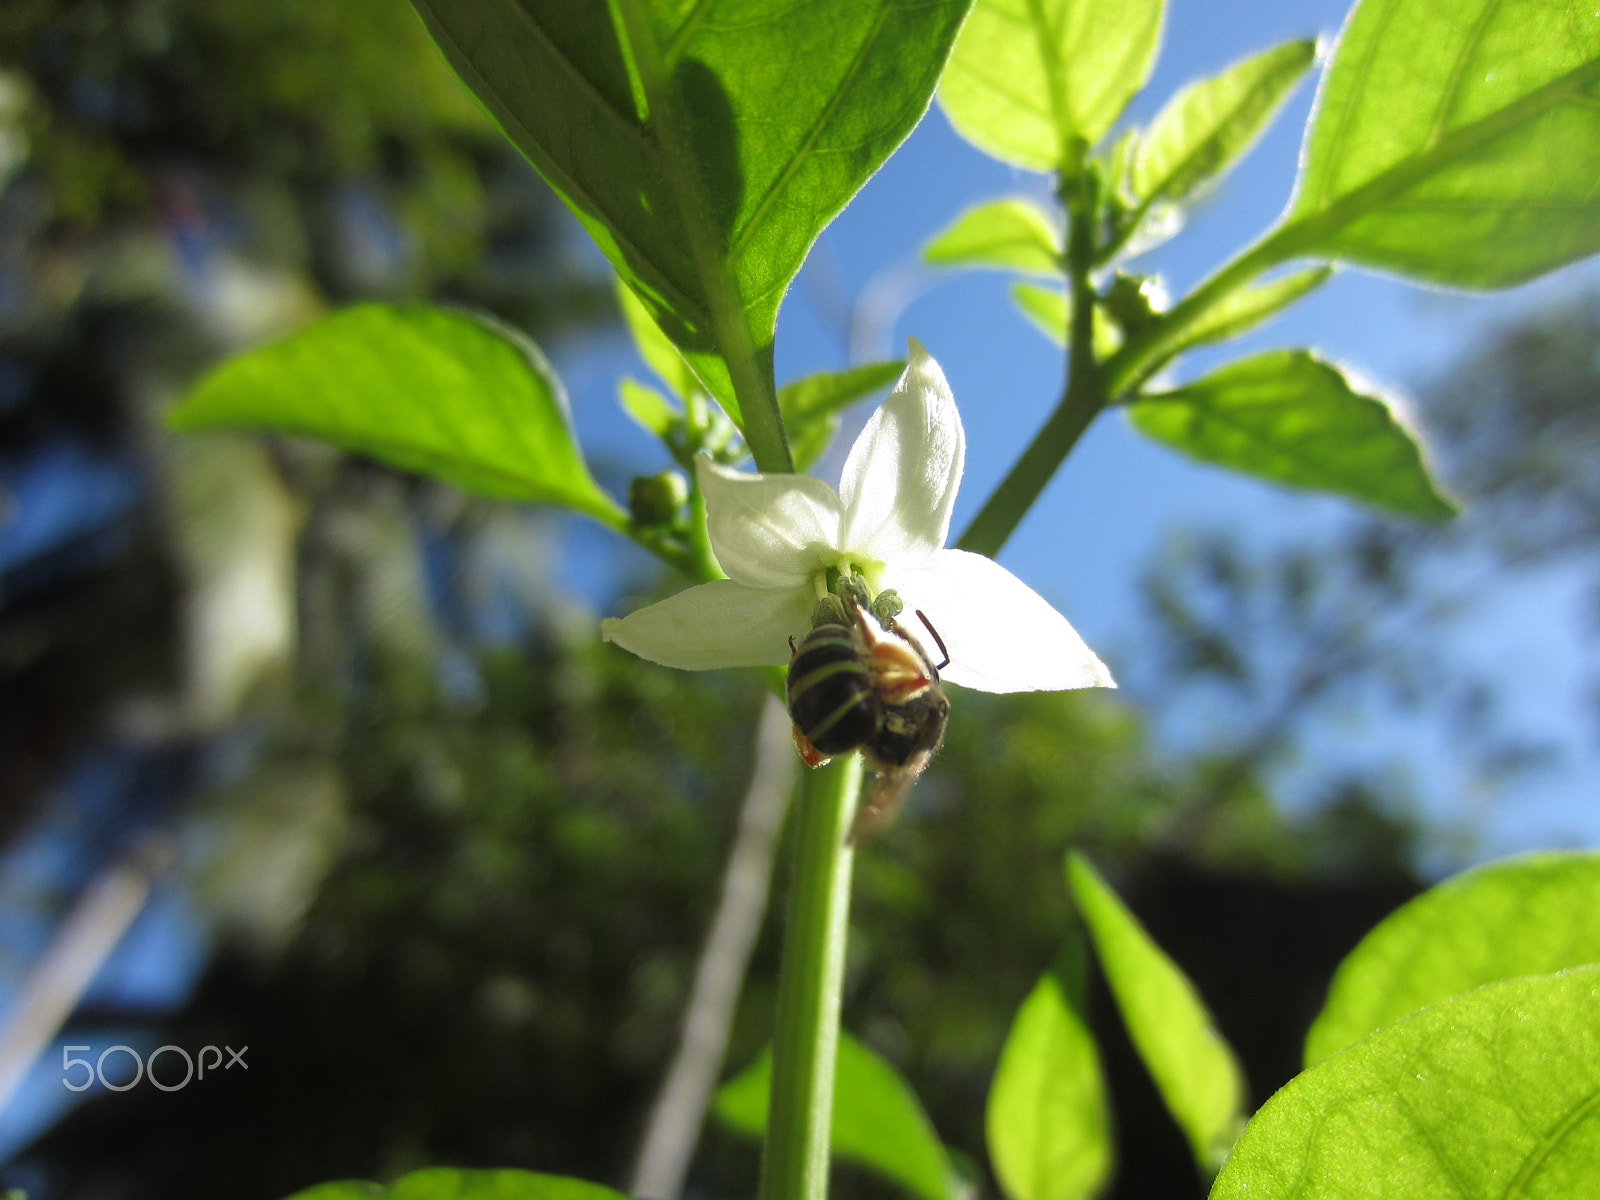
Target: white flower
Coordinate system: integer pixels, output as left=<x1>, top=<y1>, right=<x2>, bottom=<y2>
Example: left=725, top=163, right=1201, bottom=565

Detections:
left=602, top=339, right=1114, bottom=694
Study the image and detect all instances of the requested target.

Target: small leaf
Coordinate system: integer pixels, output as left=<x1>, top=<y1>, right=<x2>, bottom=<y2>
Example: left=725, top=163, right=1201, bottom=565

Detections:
left=778, top=360, right=906, bottom=471
left=1214, top=967, right=1600, bottom=1200
left=1126, top=349, right=1456, bottom=519
left=940, top=0, right=1165, bottom=172
left=169, top=305, right=621, bottom=524
left=1306, top=850, right=1600, bottom=1066
left=1284, top=0, right=1600, bottom=287
left=283, top=1167, right=630, bottom=1200
left=1066, top=853, right=1245, bottom=1175
left=409, top=0, right=970, bottom=454
left=1131, top=39, right=1317, bottom=204
left=715, top=1033, right=955, bottom=1200
left=985, top=964, right=1112, bottom=1200
left=924, top=200, right=1063, bottom=275
left=1169, top=266, right=1332, bottom=352
left=616, top=278, right=700, bottom=403
left=619, top=378, right=680, bottom=441
left=1011, top=283, right=1123, bottom=357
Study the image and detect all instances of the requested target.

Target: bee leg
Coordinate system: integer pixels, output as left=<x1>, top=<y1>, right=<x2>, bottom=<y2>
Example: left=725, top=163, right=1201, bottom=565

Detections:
left=792, top=726, right=831, bottom=768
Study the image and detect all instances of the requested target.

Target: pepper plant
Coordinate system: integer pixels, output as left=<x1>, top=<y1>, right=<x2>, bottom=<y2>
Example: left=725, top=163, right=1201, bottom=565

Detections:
left=170, top=0, right=1600, bottom=1196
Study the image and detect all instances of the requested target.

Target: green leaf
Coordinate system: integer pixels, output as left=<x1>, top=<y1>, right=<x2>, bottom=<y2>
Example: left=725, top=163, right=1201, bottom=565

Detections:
left=1010, top=282, right=1123, bottom=357
left=778, top=360, right=906, bottom=471
left=1305, top=850, right=1600, bottom=1066
left=715, top=1033, right=955, bottom=1200
left=409, top=0, right=970, bottom=465
left=616, top=277, right=699, bottom=403
left=1126, top=349, right=1456, bottom=519
left=283, top=1167, right=629, bottom=1200
left=169, top=305, right=621, bottom=524
left=1066, top=853, right=1245, bottom=1174
left=1168, top=266, right=1332, bottom=352
left=619, top=377, right=680, bottom=440
left=939, top=0, right=1165, bottom=172
left=1131, top=39, right=1317, bottom=203
left=924, top=200, right=1063, bottom=275
left=985, top=965, right=1112, bottom=1200
left=1282, top=0, right=1600, bottom=287
left=1213, top=966, right=1600, bottom=1200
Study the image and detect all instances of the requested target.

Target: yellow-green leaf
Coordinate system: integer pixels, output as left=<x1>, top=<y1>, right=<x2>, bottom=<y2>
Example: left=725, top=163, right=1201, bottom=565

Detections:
left=1066, top=852, right=1245, bottom=1174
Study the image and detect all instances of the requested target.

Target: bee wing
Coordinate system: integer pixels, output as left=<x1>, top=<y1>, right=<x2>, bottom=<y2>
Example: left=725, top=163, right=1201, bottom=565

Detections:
left=847, top=753, right=932, bottom=844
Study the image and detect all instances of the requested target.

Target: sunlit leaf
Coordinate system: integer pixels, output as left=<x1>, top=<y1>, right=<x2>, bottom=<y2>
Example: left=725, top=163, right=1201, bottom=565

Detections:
left=1066, top=852, right=1245, bottom=1174
left=1126, top=349, right=1456, bottom=519
left=1168, top=266, right=1332, bottom=352
left=985, top=964, right=1111, bottom=1200
left=1011, top=282, right=1122, bottom=357
left=1306, top=850, right=1600, bottom=1065
left=715, top=1033, right=955, bottom=1200
left=1214, top=966, right=1600, bottom=1200
left=778, top=360, right=906, bottom=471
left=940, top=0, right=1164, bottom=172
left=617, top=278, right=699, bottom=403
left=1283, top=0, right=1600, bottom=286
left=170, top=305, right=621, bottom=524
left=1132, top=39, right=1316, bottom=203
left=284, top=1167, right=629, bottom=1200
left=619, top=377, right=680, bottom=440
left=924, top=200, right=1062, bottom=275
left=410, top=0, right=969, bottom=458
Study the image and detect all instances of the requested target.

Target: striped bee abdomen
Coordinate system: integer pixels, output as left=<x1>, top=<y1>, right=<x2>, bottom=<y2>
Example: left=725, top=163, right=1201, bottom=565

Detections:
left=787, top=629, right=880, bottom=755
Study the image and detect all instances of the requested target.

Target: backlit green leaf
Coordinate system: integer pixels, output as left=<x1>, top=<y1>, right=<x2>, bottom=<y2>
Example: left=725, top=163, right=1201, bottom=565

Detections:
left=617, top=277, right=699, bottom=403
left=1127, top=349, right=1455, bottom=519
left=986, top=966, right=1111, bottom=1200
left=924, top=200, right=1063, bottom=275
left=1132, top=39, right=1316, bottom=203
left=779, top=360, right=906, bottom=472
left=1283, top=0, right=1600, bottom=286
left=1011, top=282, right=1123, bottom=357
left=1213, top=967, right=1600, bottom=1200
left=1169, top=266, right=1332, bottom=352
left=715, top=1032, right=955, bottom=1200
left=1305, top=851, right=1600, bottom=1066
left=170, top=305, right=621, bottom=524
left=410, top=0, right=969, bottom=463
left=1066, top=853, right=1244, bottom=1174
left=940, top=0, right=1165, bottom=172
left=619, top=377, right=680, bottom=441
left=284, top=1167, right=629, bottom=1200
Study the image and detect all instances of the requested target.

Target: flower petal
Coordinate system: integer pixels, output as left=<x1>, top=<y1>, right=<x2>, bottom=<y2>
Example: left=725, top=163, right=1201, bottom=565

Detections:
left=602, top=580, right=813, bottom=669
left=699, top=456, right=844, bottom=586
left=839, top=338, right=966, bottom=565
left=881, top=549, right=1114, bottom=693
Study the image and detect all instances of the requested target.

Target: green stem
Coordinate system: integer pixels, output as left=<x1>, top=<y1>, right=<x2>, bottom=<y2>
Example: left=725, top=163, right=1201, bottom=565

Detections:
left=757, top=753, right=863, bottom=1200
left=1100, top=229, right=1294, bottom=399
left=957, top=174, right=1106, bottom=559
left=609, top=0, right=793, bottom=477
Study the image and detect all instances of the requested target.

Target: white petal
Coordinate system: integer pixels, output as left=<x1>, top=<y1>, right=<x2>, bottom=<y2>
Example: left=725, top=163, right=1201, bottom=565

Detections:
left=881, top=550, right=1114, bottom=693
left=602, top=580, right=814, bottom=669
left=699, top=456, right=843, bottom=587
left=838, top=338, right=966, bottom=565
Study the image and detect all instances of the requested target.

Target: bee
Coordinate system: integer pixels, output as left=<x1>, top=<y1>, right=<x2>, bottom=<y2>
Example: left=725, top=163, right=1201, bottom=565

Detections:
left=786, top=575, right=950, bottom=842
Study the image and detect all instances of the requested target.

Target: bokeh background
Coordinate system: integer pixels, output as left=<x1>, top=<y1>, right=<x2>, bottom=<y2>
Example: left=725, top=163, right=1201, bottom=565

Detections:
left=1, top=0, right=1597, bottom=1197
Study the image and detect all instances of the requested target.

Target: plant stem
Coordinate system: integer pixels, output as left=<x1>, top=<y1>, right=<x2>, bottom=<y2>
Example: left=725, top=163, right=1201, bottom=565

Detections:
left=957, top=173, right=1106, bottom=559
left=757, top=753, right=863, bottom=1200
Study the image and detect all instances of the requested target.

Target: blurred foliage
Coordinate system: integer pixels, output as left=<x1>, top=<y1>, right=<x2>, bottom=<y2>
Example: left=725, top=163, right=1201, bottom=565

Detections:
left=1131, top=295, right=1600, bottom=865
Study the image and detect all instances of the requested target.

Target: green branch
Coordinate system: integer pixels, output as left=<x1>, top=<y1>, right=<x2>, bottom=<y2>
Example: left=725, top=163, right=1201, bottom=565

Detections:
left=757, top=753, right=863, bottom=1200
